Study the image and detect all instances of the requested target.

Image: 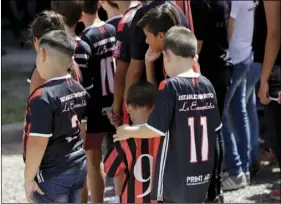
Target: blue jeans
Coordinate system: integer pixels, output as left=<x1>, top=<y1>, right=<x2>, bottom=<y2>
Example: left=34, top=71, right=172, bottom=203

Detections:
left=33, top=160, right=87, bottom=203
left=222, top=53, right=260, bottom=175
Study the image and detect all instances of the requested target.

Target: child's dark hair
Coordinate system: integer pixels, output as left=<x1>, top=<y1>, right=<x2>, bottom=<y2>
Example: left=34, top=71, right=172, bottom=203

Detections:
left=39, top=30, right=76, bottom=57
left=126, top=81, right=158, bottom=108
left=83, top=0, right=99, bottom=14
left=28, top=10, right=65, bottom=40
left=163, top=26, right=197, bottom=58
left=137, top=3, right=180, bottom=36
left=51, top=0, right=83, bottom=27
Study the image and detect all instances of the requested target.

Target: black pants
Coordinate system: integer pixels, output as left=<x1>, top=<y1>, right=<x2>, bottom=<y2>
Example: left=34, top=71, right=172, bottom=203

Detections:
left=264, top=102, right=281, bottom=168
left=201, top=63, right=233, bottom=200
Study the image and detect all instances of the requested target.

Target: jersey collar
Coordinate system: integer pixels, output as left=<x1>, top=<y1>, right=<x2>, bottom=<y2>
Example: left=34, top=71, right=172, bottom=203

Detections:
left=106, top=15, right=123, bottom=23
left=90, top=21, right=105, bottom=28
left=46, top=74, right=71, bottom=82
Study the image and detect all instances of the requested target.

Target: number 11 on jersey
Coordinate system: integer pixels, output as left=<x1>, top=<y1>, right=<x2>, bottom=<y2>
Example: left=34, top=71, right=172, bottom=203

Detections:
left=101, top=57, right=116, bottom=96
left=188, top=116, right=209, bottom=163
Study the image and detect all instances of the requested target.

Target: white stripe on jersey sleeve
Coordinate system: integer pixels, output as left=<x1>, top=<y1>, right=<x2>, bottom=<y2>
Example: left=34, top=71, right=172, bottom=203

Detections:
left=29, top=133, right=52, bottom=137
left=85, top=84, right=94, bottom=90
left=145, top=123, right=166, bottom=136
left=81, top=119, right=87, bottom=123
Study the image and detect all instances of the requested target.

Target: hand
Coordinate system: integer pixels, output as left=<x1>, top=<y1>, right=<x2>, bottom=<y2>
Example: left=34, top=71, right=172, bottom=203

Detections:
left=113, top=124, right=131, bottom=142
left=145, top=47, right=161, bottom=62
left=258, top=81, right=271, bottom=105
left=24, top=180, right=44, bottom=203
left=107, top=107, right=121, bottom=129
left=278, top=92, right=281, bottom=104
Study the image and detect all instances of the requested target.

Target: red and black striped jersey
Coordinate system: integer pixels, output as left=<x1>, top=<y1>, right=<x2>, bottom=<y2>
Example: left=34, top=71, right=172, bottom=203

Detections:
left=104, top=136, right=161, bottom=203
left=22, top=75, right=88, bottom=183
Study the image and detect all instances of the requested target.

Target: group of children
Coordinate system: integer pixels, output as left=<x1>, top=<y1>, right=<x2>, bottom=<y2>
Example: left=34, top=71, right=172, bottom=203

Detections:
left=22, top=1, right=222, bottom=203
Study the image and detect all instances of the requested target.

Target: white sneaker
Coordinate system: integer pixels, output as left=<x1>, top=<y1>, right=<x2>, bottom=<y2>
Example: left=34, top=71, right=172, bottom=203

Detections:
left=222, top=172, right=247, bottom=191
left=108, top=196, right=120, bottom=203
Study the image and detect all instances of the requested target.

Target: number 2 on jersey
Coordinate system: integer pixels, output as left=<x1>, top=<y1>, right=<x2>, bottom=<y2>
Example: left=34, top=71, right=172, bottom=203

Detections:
left=188, top=117, right=208, bottom=163
left=101, top=57, right=116, bottom=96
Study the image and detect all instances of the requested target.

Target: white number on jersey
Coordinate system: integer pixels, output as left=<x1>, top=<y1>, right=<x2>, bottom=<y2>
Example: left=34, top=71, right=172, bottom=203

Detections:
left=188, top=116, right=209, bottom=163
left=133, top=154, right=154, bottom=198
left=100, top=57, right=116, bottom=96
left=71, top=114, right=79, bottom=128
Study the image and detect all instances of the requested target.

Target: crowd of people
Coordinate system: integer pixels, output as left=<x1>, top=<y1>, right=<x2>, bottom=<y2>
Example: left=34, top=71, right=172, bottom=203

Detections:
left=20, top=0, right=280, bottom=203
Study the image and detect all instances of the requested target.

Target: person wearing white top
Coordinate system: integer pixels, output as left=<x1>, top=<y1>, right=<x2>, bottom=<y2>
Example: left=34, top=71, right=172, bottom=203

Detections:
left=222, top=0, right=258, bottom=191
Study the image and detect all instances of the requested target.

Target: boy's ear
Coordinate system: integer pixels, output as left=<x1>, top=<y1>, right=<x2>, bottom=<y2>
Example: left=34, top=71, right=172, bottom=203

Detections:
left=158, top=32, right=165, bottom=40
left=126, top=103, right=131, bottom=114
left=39, top=48, right=47, bottom=63
left=163, top=49, right=172, bottom=62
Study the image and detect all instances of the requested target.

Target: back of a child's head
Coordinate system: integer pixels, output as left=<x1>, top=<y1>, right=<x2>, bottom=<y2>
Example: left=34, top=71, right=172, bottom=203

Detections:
left=29, top=10, right=65, bottom=39
left=51, top=0, right=83, bottom=27
left=83, top=0, right=99, bottom=15
left=137, top=3, right=180, bottom=35
left=39, top=30, right=76, bottom=63
left=127, top=81, right=158, bottom=109
left=163, top=26, right=197, bottom=58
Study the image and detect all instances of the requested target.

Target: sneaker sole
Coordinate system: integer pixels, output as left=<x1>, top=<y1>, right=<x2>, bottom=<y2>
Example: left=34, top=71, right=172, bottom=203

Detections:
left=222, top=183, right=247, bottom=191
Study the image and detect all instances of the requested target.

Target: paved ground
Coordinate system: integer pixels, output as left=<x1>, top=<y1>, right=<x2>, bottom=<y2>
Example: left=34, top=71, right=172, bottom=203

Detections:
left=2, top=141, right=280, bottom=203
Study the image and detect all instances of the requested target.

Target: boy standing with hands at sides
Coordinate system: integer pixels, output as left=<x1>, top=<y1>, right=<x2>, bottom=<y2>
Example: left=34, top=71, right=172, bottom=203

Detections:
left=114, top=26, right=221, bottom=203
left=23, top=30, right=88, bottom=203
left=104, top=81, right=160, bottom=203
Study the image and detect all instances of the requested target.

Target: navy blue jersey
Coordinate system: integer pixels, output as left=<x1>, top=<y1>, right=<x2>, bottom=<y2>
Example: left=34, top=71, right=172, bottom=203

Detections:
left=113, top=3, right=143, bottom=63
left=106, top=15, right=123, bottom=31
left=23, top=75, right=88, bottom=183
left=147, top=75, right=221, bottom=203
left=81, top=22, right=116, bottom=133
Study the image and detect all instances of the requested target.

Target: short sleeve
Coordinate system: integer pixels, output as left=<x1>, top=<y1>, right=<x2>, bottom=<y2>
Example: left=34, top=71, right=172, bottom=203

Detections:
left=130, top=9, right=148, bottom=60
left=114, top=28, right=131, bottom=63
left=190, top=1, right=210, bottom=41
left=29, top=98, right=53, bottom=137
left=147, top=80, right=175, bottom=135
left=230, top=1, right=241, bottom=19
left=74, top=40, right=93, bottom=91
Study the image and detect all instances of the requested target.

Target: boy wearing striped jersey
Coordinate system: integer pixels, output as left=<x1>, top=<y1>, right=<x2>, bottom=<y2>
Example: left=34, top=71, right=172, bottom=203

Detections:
left=113, top=27, right=221, bottom=203
left=104, top=81, right=160, bottom=203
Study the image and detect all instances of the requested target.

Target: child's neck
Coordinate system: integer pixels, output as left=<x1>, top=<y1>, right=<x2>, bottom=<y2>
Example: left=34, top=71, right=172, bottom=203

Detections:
left=45, top=71, right=69, bottom=81
left=171, top=59, right=199, bottom=77
left=119, top=1, right=139, bottom=15
left=65, top=25, right=77, bottom=37
left=107, top=10, right=122, bottom=20
left=83, top=14, right=101, bottom=28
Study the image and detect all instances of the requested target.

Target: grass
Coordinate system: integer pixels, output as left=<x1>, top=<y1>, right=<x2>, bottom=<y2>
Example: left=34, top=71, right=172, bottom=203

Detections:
left=2, top=67, right=30, bottom=125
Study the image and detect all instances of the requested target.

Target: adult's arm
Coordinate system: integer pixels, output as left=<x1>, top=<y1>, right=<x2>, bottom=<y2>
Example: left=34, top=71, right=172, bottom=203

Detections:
left=261, top=1, right=281, bottom=83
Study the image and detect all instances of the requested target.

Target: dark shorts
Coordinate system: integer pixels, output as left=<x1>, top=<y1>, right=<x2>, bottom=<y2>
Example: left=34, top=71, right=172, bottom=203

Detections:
left=84, top=132, right=114, bottom=151
left=33, top=160, right=87, bottom=203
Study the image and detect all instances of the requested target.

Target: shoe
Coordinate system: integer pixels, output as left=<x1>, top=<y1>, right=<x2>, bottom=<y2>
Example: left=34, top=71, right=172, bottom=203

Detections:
left=245, top=172, right=251, bottom=185
left=219, top=193, right=225, bottom=203
left=221, top=172, right=247, bottom=191
left=108, top=196, right=120, bottom=203
left=250, top=161, right=260, bottom=177
left=270, top=189, right=281, bottom=201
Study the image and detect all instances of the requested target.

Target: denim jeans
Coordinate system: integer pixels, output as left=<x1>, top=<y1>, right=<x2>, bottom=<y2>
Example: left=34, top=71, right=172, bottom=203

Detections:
left=222, top=53, right=259, bottom=175
left=33, top=160, right=87, bottom=203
